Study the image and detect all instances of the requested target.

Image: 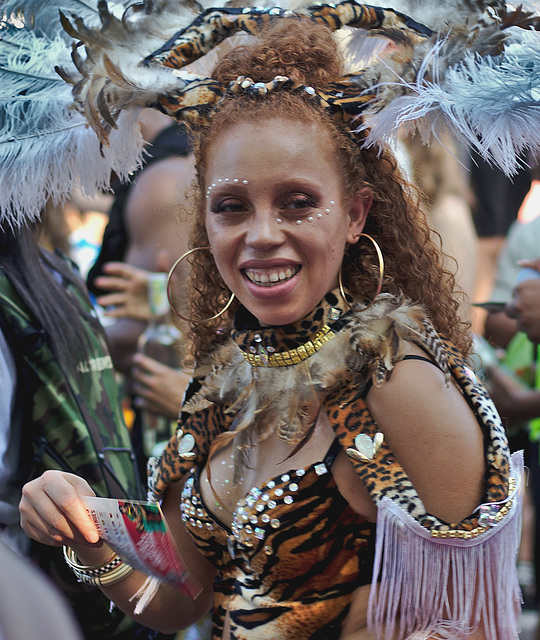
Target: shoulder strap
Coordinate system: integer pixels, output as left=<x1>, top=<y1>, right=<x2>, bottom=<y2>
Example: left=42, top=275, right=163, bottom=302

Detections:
left=361, top=353, right=442, bottom=398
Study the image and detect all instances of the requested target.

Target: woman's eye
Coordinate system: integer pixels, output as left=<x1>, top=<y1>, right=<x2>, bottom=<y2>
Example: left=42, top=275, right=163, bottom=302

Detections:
left=211, top=199, right=246, bottom=214
left=283, top=195, right=316, bottom=210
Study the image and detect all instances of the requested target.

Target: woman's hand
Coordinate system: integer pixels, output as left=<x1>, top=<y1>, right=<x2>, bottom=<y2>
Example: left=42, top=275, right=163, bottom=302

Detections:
left=506, top=258, right=540, bottom=343
left=94, top=262, right=152, bottom=321
left=19, top=470, right=100, bottom=549
left=132, top=354, right=191, bottom=420
left=21, top=472, right=215, bottom=632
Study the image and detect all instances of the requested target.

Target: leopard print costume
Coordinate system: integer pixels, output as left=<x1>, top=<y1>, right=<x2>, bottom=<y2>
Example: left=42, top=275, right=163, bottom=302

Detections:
left=148, top=290, right=521, bottom=640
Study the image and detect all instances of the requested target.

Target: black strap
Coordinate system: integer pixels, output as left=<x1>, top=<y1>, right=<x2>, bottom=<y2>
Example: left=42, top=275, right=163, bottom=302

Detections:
left=362, top=353, right=440, bottom=399
left=400, top=354, right=439, bottom=366
left=323, top=439, right=342, bottom=467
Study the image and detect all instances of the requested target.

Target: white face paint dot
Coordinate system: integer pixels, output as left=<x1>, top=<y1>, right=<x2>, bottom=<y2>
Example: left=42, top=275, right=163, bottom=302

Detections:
left=325, top=209, right=330, bottom=214
left=243, top=180, right=248, bottom=184
left=224, top=178, right=230, bottom=182
left=330, top=200, right=335, bottom=205
left=317, top=213, right=323, bottom=219
left=233, top=179, right=239, bottom=183
left=296, top=220, right=302, bottom=225
left=308, top=216, right=313, bottom=222
left=276, top=218, right=283, bottom=224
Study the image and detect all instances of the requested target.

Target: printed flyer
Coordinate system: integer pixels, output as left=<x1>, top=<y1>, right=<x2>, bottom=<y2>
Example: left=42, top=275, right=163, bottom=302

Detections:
left=82, top=496, right=201, bottom=598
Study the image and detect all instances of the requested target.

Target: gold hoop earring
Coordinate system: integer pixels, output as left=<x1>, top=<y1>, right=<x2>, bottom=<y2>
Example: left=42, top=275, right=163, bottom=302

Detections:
left=167, top=247, right=235, bottom=323
left=340, top=233, right=384, bottom=311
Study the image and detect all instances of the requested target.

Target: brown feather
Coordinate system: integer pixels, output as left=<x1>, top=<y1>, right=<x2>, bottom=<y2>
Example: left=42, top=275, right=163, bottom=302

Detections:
left=194, top=294, right=451, bottom=478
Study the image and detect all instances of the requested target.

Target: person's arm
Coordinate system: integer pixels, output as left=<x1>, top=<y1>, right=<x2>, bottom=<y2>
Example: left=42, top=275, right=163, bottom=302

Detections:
left=483, top=218, right=540, bottom=348
left=19, top=470, right=215, bottom=634
left=366, top=348, right=485, bottom=523
left=338, top=347, right=490, bottom=639
left=484, top=311, right=519, bottom=350
left=486, top=364, right=540, bottom=425
left=507, top=257, right=540, bottom=343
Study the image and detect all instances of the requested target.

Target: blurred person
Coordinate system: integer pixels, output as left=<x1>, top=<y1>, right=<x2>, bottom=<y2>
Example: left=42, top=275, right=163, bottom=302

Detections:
left=0, top=539, right=83, bottom=640
left=508, top=257, right=540, bottom=344
left=87, top=110, right=195, bottom=475
left=91, top=261, right=192, bottom=421
left=0, top=221, right=162, bottom=640
left=469, top=149, right=531, bottom=336
left=405, top=132, right=477, bottom=327
left=484, top=216, right=540, bottom=349
left=87, top=109, right=194, bottom=374
left=480, top=218, right=540, bottom=609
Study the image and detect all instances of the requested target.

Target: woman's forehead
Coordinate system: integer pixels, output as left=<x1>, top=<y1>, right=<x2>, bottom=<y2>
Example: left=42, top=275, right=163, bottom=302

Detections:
left=204, top=118, right=337, bottom=175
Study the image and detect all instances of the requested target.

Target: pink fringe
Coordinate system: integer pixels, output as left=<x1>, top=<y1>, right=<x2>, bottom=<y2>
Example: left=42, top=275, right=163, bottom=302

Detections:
left=368, top=451, right=524, bottom=640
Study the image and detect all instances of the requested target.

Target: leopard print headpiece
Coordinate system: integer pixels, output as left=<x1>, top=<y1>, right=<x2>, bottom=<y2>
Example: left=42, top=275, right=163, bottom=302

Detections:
left=59, top=1, right=435, bottom=143
left=2, top=0, right=540, bottom=227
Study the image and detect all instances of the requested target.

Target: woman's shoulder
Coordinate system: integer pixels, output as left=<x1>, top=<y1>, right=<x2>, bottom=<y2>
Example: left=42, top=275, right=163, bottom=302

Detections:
left=365, top=344, right=485, bottom=523
left=325, top=317, right=513, bottom=532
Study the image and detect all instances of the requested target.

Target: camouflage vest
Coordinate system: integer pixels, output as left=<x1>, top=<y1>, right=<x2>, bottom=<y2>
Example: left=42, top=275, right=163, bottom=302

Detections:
left=0, top=266, right=156, bottom=640
left=0, top=267, right=143, bottom=500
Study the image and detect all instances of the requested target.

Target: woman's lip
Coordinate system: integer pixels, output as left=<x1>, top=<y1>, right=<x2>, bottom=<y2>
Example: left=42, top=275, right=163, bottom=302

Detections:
left=242, top=267, right=301, bottom=298
left=239, top=259, right=300, bottom=269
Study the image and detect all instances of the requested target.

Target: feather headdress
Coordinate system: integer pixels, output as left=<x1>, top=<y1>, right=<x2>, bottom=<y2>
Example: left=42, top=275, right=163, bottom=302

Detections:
left=2, top=0, right=540, bottom=226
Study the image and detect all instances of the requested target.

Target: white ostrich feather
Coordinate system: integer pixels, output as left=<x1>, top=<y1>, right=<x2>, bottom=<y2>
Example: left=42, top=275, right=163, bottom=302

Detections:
left=0, top=22, right=145, bottom=228
left=360, top=29, right=540, bottom=175
left=1, top=0, right=122, bottom=39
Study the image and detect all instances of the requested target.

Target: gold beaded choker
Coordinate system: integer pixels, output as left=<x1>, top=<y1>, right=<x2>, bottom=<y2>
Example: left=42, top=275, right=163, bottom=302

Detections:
left=241, top=324, right=336, bottom=367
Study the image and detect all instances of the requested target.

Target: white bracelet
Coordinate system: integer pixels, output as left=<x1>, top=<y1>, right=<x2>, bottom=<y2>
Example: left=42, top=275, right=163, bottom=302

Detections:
left=63, top=546, right=134, bottom=587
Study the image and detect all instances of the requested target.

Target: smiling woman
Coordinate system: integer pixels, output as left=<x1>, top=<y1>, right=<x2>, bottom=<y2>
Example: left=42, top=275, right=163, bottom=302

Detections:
left=203, top=118, right=369, bottom=327
left=16, top=5, right=529, bottom=640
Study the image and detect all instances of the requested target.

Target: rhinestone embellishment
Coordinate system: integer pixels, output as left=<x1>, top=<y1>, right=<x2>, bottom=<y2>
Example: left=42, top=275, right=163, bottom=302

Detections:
left=242, top=325, right=336, bottom=367
left=477, top=504, right=500, bottom=527
left=431, top=477, right=517, bottom=539
left=181, top=460, right=326, bottom=558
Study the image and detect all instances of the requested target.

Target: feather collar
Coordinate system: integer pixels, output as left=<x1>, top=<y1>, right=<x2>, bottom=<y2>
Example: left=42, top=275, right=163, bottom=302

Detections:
left=183, top=289, right=450, bottom=446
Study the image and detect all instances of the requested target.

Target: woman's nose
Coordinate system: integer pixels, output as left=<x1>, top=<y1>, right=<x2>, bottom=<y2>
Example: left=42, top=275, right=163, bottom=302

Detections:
left=245, top=211, right=283, bottom=249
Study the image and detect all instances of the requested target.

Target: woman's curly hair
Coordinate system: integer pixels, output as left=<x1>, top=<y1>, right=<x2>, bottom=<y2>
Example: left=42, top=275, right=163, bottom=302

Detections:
left=184, top=18, right=471, bottom=361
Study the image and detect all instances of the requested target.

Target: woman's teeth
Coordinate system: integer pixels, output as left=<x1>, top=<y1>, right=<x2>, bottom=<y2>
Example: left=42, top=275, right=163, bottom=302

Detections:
left=245, top=266, right=299, bottom=286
